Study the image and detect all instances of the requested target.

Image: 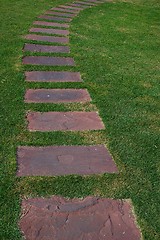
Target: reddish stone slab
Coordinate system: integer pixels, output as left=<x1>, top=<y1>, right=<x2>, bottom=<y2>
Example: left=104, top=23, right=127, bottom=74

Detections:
left=25, top=89, right=91, bottom=103
left=23, top=56, right=75, bottom=66
left=25, top=34, right=69, bottom=43
left=27, top=111, right=105, bottom=131
left=33, top=21, right=69, bottom=28
left=51, top=7, right=79, bottom=13
left=45, top=11, right=76, bottom=18
left=17, top=145, right=118, bottom=176
left=19, top=196, right=141, bottom=240
left=24, top=44, right=70, bottom=53
left=75, top=1, right=96, bottom=5
left=69, top=3, right=89, bottom=8
left=59, top=5, right=83, bottom=11
left=38, top=15, right=72, bottom=22
left=25, top=71, right=82, bottom=82
left=29, top=27, right=69, bottom=35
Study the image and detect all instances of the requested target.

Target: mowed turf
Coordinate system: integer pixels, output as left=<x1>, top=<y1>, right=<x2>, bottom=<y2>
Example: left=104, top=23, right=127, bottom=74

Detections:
left=0, top=0, right=160, bottom=239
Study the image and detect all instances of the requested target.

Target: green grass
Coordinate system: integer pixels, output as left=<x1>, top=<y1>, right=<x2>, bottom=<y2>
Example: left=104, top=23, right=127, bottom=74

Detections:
left=0, top=0, right=160, bottom=239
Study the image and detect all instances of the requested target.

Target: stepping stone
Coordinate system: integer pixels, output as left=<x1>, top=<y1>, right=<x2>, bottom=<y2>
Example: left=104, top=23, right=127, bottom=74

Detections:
left=45, top=11, right=76, bottom=18
left=25, top=71, right=82, bottom=82
left=24, top=44, right=70, bottom=53
left=59, top=5, right=84, bottom=11
left=38, top=15, right=72, bottom=22
left=23, top=56, right=75, bottom=66
left=25, top=89, right=91, bottom=103
left=51, top=7, right=79, bottom=13
left=75, top=1, right=96, bottom=6
left=33, top=21, right=69, bottom=28
left=19, top=196, right=141, bottom=240
left=86, top=0, right=104, bottom=3
left=69, top=3, right=89, bottom=8
left=27, top=111, right=105, bottom=131
left=29, top=27, right=69, bottom=36
left=25, top=34, right=69, bottom=43
left=17, top=145, right=118, bottom=176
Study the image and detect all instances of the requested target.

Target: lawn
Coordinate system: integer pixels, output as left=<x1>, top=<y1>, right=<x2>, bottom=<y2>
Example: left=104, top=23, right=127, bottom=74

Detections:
left=0, top=0, right=160, bottom=239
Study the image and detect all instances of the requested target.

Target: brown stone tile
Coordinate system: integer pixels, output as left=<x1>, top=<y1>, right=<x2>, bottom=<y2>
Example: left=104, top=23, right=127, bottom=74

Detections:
left=29, top=27, right=69, bottom=35
left=86, top=0, right=104, bottom=3
left=24, top=44, right=70, bottom=53
left=51, top=7, right=80, bottom=13
left=25, top=89, right=91, bottom=103
left=25, top=71, right=82, bottom=82
left=45, top=11, right=76, bottom=18
left=33, top=20, right=69, bottom=28
left=69, top=3, right=89, bottom=8
left=75, top=1, right=96, bottom=6
left=25, top=34, right=69, bottom=43
left=17, top=145, right=118, bottom=176
left=23, top=56, right=75, bottom=66
left=19, top=196, right=141, bottom=240
left=38, top=15, right=72, bottom=22
left=27, top=111, right=105, bottom=131
left=59, top=5, right=84, bottom=11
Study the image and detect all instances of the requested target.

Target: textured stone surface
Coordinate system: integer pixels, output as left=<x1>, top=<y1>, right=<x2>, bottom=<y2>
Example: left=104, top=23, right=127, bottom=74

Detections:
left=24, top=44, right=70, bottom=53
left=75, top=1, right=96, bottom=5
left=33, top=20, right=69, bottom=28
left=59, top=5, right=83, bottom=10
left=69, top=3, right=89, bottom=8
left=25, top=34, right=69, bottom=43
left=51, top=7, right=79, bottom=13
left=23, top=56, right=75, bottom=66
left=38, top=15, right=72, bottom=22
left=29, top=27, right=69, bottom=35
left=25, top=71, right=82, bottom=82
left=19, top=196, right=141, bottom=240
left=45, top=10, right=76, bottom=17
left=17, top=145, right=118, bottom=176
left=27, top=111, right=105, bottom=131
left=25, top=89, right=91, bottom=103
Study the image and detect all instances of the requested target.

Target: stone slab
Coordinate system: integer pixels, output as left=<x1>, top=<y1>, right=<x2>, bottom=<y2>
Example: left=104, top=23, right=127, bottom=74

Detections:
left=59, top=5, right=83, bottom=11
left=19, top=196, right=141, bottom=240
left=33, top=21, right=69, bottom=28
left=24, top=44, right=70, bottom=53
left=38, top=15, right=72, bottom=22
left=29, top=27, right=69, bottom=35
left=45, top=11, right=76, bottom=18
left=27, top=111, right=105, bottom=131
left=25, top=34, right=69, bottom=43
left=75, top=1, right=96, bottom=5
left=17, top=145, right=118, bottom=176
left=25, top=71, right=82, bottom=82
left=23, top=56, right=75, bottom=66
left=25, top=89, right=91, bottom=103
left=69, top=3, right=88, bottom=8
left=51, top=7, right=79, bottom=13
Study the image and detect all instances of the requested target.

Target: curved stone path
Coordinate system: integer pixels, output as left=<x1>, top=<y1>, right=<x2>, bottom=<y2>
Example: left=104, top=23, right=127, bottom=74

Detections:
left=18, top=0, right=141, bottom=239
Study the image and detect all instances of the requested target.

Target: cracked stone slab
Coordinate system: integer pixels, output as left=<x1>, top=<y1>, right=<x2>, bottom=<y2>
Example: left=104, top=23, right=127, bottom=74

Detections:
left=29, top=27, right=69, bottom=35
left=25, top=71, right=82, bottom=82
left=27, top=111, right=105, bottom=131
left=38, top=15, right=72, bottom=22
left=45, top=11, right=76, bottom=18
left=24, top=44, right=70, bottom=53
left=59, top=5, right=84, bottom=11
left=17, top=145, right=118, bottom=176
left=25, top=89, right=91, bottom=103
left=33, top=20, right=69, bottom=28
left=19, top=196, right=141, bottom=240
left=23, top=56, right=75, bottom=66
left=51, top=7, right=80, bottom=13
left=25, top=34, right=69, bottom=43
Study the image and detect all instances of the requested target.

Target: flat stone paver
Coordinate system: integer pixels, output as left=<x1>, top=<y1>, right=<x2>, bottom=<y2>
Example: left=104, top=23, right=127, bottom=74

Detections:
left=25, top=34, right=69, bottom=43
left=24, top=44, right=70, bottom=53
left=19, top=196, right=141, bottom=240
left=33, top=20, right=69, bottom=28
left=25, top=89, right=91, bottom=103
left=29, top=27, right=69, bottom=35
left=45, top=11, right=76, bottom=17
left=25, top=71, right=82, bottom=82
left=69, top=3, right=88, bottom=8
left=23, top=56, right=75, bottom=66
left=17, top=145, right=118, bottom=176
left=59, top=5, right=84, bottom=11
left=38, top=15, right=72, bottom=22
left=51, top=7, right=79, bottom=13
left=75, top=1, right=96, bottom=5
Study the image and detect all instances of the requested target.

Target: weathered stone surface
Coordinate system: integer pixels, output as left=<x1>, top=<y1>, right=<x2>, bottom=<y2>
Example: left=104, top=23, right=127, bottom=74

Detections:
left=75, top=1, right=96, bottom=6
left=45, top=11, right=76, bottom=18
left=25, top=34, right=69, bottom=43
left=27, top=111, right=105, bottom=131
left=38, top=15, right=72, bottom=22
left=29, top=27, right=69, bottom=35
left=59, top=5, right=83, bottom=11
left=25, top=71, right=82, bottom=82
left=25, top=89, right=91, bottom=103
left=23, top=56, right=75, bottom=66
left=17, top=145, right=118, bottom=176
left=24, top=44, right=70, bottom=53
left=69, top=3, right=89, bottom=8
left=19, top=196, right=141, bottom=240
left=51, top=7, right=79, bottom=13
left=33, top=20, right=69, bottom=28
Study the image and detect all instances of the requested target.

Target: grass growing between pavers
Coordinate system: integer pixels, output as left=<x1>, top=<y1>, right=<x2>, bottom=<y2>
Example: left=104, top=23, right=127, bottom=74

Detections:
left=0, top=0, right=160, bottom=239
